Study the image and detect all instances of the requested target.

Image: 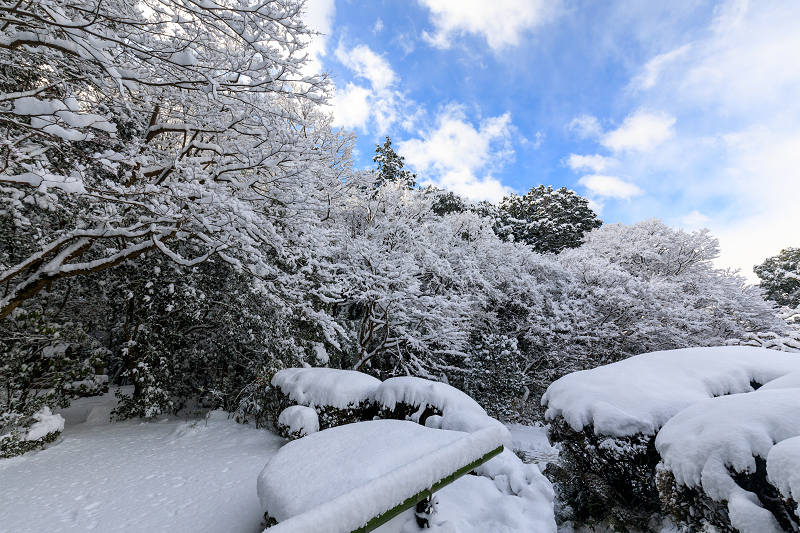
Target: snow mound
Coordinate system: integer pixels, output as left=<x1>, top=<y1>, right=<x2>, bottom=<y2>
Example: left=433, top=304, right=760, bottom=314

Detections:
left=257, top=420, right=507, bottom=531
left=373, top=376, right=486, bottom=418
left=767, top=436, right=800, bottom=502
left=656, top=389, right=800, bottom=533
left=278, top=405, right=319, bottom=438
left=25, top=407, right=65, bottom=441
left=541, top=346, right=800, bottom=437
left=439, top=410, right=512, bottom=448
left=759, top=370, right=800, bottom=391
left=85, top=406, right=114, bottom=425
left=271, top=368, right=380, bottom=409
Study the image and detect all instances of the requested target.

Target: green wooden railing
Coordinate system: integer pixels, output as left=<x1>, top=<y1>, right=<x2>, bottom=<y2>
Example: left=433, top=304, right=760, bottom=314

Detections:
left=349, top=444, right=505, bottom=533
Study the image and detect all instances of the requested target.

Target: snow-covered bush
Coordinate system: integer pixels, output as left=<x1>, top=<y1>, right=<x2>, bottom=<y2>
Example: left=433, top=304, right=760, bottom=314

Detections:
left=0, top=407, right=64, bottom=458
left=656, top=389, right=800, bottom=533
left=276, top=406, right=319, bottom=441
left=767, top=436, right=800, bottom=521
left=541, top=346, right=800, bottom=531
left=269, top=368, right=381, bottom=430
left=373, top=376, right=486, bottom=425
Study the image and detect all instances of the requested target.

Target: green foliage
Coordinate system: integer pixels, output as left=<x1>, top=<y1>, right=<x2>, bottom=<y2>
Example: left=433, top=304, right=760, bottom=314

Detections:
left=0, top=308, right=105, bottom=435
left=373, top=136, right=417, bottom=189
left=458, top=333, right=526, bottom=422
left=546, top=418, right=663, bottom=532
left=755, top=247, right=800, bottom=308
left=496, top=185, right=602, bottom=253
left=0, top=426, right=61, bottom=459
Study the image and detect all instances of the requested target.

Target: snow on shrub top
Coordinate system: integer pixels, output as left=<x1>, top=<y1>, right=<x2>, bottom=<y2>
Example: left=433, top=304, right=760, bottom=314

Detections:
left=373, top=376, right=486, bottom=417
left=271, top=368, right=380, bottom=409
left=257, top=419, right=507, bottom=529
left=25, top=407, right=65, bottom=441
left=278, top=406, right=319, bottom=437
left=655, top=389, right=800, bottom=533
left=541, top=346, right=800, bottom=437
left=767, top=436, right=800, bottom=502
left=759, top=370, right=800, bottom=391
left=439, top=410, right=512, bottom=448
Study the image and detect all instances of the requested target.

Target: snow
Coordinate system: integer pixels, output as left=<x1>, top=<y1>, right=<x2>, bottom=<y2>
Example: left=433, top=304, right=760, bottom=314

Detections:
left=24, top=407, right=65, bottom=441
left=541, top=346, right=800, bottom=437
left=272, top=367, right=380, bottom=409
left=439, top=410, right=512, bottom=448
left=169, top=51, right=199, bottom=66
left=373, top=376, right=487, bottom=417
left=759, top=370, right=800, bottom=390
left=506, top=424, right=559, bottom=466
left=0, top=391, right=285, bottom=533
left=433, top=471, right=556, bottom=533
left=257, top=420, right=510, bottom=531
left=278, top=405, right=319, bottom=437
left=767, top=436, right=800, bottom=502
left=656, top=389, right=800, bottom=533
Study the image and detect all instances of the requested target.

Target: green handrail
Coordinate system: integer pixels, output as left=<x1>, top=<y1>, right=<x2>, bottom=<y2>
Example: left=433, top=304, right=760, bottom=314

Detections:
left=349, top=444, right=505, bottom=533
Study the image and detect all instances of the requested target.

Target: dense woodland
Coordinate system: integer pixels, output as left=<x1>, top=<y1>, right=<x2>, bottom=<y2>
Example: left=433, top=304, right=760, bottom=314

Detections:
left=1, top=0, right=799, bottom=443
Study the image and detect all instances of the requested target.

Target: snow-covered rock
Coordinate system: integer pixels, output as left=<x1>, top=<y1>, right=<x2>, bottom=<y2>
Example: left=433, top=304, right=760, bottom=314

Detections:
left=272, top=368, right=380, bottom=410
left=767, top=436, right=800, bottom=502
left=277, top=405, right=319, bottom=439
left=542, top=346, right=800, bottom=437
left=373, top=376, right=486, bottom=422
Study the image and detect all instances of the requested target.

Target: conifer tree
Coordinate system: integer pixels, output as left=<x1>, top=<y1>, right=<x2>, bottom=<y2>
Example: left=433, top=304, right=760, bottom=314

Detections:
left=373, top=136, right=417, bottom=189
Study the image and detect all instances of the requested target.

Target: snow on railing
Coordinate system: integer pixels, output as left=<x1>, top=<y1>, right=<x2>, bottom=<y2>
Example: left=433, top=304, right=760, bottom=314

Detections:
left=264, top=424, right=507, bottom=533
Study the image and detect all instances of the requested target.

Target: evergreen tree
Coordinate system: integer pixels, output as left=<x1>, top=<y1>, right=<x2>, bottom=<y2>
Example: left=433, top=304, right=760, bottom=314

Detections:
left=496, top=185, right=602, bottom=253
left=373, top=136, right=417, bottom=189
left=754, top=247, right=800, bottom=307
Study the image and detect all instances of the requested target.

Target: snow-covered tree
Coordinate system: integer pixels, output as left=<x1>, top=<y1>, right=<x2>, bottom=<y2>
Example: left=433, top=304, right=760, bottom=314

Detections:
left=754, top=247, right=800, bottom=308
left=372, top=136, right=416, bottom=189
left=524, top=220, right=785, bottom=400
left=495, top=185, right=602, bottom=253
left=0, top=0, right=332, bottom=320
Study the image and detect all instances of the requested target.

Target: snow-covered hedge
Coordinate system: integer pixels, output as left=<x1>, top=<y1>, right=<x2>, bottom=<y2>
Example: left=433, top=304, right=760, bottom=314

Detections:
left=0, top=407, right=64, bottom=459
left=540, top=346, right=800, bottom=531
left=656, top=389, right=800, bottom=533
left=373, top=376, right=486, bottom=425
left=269, top=368, right=381, bottom=430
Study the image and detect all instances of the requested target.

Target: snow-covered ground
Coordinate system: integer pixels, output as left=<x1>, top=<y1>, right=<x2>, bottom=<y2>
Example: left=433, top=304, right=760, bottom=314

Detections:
left=0, top=391, right=284, bottom=533
left=1, top=390, right=557, bottom=533
left=507, top=424, right=558, bottom=465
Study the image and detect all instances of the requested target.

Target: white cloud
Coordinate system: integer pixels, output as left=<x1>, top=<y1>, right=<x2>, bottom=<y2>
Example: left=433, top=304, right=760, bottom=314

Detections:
left=630, top=44, right=691, bottom=91
left=568, top=114, right=601, bottom=139
left=679, top=210, right=710, bottom=227
left=418, top=0, right=556, bottom=50
left=373, top=18, right=384, bottom=34
left=330, top=43, right=419, bottom=134
left=600, top=110, right=676, bottom=153
left=398, top=105, right=516, bottom=202
left=301, top=0, right=336, bottom=65
left=334, top=43, right=396, bottom=90
left=578, top=175, right=644, bottom=200
left=566, top=153, right=615, bottom=173
left=331, top=83, right=372, bottom=131
left=393, top=33, right=416, bottom=56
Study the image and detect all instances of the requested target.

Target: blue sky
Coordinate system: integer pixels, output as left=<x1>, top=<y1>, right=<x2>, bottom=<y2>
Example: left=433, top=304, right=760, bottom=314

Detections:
left=301, top=0, right=800, bottom=281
